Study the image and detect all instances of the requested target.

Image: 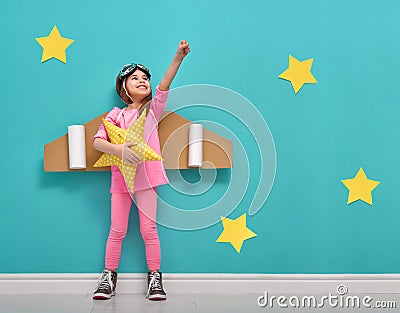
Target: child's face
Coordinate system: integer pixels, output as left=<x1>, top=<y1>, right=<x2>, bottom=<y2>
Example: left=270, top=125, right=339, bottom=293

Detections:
left=125, top=69, right=151, bottom=101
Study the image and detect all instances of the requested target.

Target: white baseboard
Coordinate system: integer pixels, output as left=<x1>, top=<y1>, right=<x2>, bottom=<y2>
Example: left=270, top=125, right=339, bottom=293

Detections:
left=1, top=274, right=400, bottom=295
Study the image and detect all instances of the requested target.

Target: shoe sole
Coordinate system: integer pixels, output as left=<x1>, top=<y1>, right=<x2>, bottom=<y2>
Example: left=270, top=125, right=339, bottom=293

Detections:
left=93, top=292, right=115, bottom=300
left=148, top=295, right=166, bottom=301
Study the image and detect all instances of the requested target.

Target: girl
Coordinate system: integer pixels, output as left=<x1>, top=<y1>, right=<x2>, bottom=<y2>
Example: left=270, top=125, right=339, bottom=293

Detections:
left=92, top=40, right=191, bottom=301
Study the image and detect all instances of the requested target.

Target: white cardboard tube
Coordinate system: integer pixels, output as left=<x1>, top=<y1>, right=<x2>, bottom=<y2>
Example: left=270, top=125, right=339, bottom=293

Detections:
left=188, top=123, right=203, bottom=167
left=68, top=125, right=86, bottom=169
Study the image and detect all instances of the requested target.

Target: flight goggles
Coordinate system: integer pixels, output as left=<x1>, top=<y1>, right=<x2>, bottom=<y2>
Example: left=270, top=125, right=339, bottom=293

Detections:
left=118, top=63, right=151, bottom=80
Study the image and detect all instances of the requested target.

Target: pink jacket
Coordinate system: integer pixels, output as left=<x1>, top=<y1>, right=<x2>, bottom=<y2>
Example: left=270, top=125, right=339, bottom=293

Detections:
left=93, top=86, right=169, bottom=193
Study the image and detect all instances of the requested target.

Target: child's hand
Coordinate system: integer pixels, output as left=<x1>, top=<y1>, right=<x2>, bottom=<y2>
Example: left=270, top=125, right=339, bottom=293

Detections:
left=176, top=40, right=191, bottom=60
left=115, top=143, right=141, bottom=165
left=159, top=40, right=190, bottom=91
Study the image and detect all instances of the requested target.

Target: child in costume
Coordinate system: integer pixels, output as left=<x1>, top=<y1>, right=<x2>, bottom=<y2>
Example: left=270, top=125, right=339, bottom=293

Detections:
left=92, top=40, right=191, bottom=301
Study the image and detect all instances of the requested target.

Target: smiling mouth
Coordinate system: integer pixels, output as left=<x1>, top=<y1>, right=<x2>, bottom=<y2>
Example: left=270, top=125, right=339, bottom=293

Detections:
left=137, top=85, right=147, bottom=89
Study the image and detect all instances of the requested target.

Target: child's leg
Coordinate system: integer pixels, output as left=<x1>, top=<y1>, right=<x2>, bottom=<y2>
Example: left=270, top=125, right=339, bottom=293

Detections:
left=105, top=193, right=132, bottom=270
left=135, top=187, right=160, bottom=271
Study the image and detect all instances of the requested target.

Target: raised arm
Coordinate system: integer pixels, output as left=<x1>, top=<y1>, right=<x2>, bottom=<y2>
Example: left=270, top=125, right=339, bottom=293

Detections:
left=158, top=40, right=191, bottom=91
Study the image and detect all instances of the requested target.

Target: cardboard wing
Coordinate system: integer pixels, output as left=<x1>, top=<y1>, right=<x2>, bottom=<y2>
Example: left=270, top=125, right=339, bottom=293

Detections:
left=44, top=111, right=233, bottom=171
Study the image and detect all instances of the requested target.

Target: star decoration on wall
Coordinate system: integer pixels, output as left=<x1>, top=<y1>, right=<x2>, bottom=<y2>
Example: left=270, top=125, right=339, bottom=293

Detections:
left=93, top=109, right=163, bottom=193
left=35, top=25, right=74, bottom=63
left=216, top=213, right=257, bottom=253
left=279, top=55, right=318, bottom=94
left=341, top=167, right=381, bottom=205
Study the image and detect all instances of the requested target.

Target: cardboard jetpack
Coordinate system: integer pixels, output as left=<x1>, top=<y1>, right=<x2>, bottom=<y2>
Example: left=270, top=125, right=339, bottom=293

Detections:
left=44, top=111, right=233, bottom=172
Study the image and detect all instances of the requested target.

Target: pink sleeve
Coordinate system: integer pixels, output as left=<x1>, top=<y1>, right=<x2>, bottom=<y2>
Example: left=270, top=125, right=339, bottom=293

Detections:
left=150, top=85, right=169, bottom=121
left=93, top=107, right=121, bottom=142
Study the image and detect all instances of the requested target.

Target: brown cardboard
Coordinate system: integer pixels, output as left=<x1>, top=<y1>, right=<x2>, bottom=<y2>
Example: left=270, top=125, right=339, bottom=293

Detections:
left=44, top=111, right=233, bottom=172
left=44, top=112, right=109, bottom=172
left=158, top=112, right=233, bottom=169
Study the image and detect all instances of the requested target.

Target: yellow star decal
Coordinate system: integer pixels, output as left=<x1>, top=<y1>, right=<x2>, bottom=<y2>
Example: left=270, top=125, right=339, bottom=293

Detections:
left=341, top=167, right=381, bottom=205
left=35, top=25, right=74, bottom=63
left=93, top=109, right=163, bottom=193
left=279, top=55, right=318, bottom=94
left=216, top=213, right=257, bottom=253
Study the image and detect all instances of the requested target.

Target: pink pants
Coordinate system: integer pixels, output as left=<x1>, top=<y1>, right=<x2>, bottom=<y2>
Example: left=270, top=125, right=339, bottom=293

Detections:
left=105, top=187, right=160, bottom=271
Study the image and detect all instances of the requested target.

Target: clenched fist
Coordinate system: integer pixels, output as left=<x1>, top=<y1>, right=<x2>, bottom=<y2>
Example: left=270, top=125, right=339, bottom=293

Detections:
left=176, top=39, right=191, bottom=60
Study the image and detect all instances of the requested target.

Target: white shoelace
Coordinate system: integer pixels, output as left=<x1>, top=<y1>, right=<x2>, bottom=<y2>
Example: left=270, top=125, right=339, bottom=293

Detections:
left=96, top=270, right=114, bottom=292
left=146, top=272, right=162, bottom=298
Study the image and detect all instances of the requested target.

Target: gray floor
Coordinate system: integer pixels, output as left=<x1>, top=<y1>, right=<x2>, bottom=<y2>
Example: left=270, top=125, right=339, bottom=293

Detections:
left=1, top=293, right=400, bottom=313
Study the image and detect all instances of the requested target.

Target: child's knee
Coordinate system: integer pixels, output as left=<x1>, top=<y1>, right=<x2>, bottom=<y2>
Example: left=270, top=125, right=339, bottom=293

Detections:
left=109, top=226, right=127, bottom=241
left=140, top=224, right=158, bottom=242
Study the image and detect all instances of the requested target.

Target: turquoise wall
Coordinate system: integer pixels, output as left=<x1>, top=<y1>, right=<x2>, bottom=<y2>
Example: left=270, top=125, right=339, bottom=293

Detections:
left=1, top=0, right=399, bottom=274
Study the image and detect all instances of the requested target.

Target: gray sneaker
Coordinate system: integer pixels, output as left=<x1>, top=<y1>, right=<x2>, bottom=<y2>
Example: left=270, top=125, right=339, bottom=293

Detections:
left=93, top=269, right=117, bottom=300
